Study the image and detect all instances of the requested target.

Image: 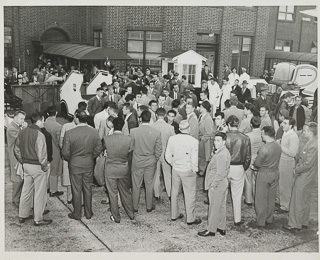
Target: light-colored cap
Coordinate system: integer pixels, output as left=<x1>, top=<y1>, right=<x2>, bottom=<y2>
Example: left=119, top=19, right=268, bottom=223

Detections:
left=179, top=120, right=190, bottom=130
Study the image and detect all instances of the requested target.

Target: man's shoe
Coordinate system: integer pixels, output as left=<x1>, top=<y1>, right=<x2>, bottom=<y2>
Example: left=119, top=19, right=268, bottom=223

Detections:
left=187, top=218, right=202, bottom=225
left=154, top=196, right=160, bottom=201
left=101, top=199, right=109, bottom=205
left=234, top=221, right=243, bottom=226
left=274, top=208, right=288, bottom=214
left=110, top=215, right=120, bottom=223
left=197, top=230, right=215, bottom=237
left=34, top=219, right=53, bottom=226
left=19, top=215, right=33, bottom=223
left=129, top=215, right=135, bottom=220
left=282, top=224, right=301, bottom=232
left=85, top=214, right=93, bottom=220
left=134, top=209, right=138, bottom=213
left=49, top=191, right=64, bottom=197
left=171, top=213, right=184, bottom=221
left=217, top=228, right=226, bottom=236
left=68, top=213, right=80, bottom=221
left=67, top=200, right=72, bottom=204
left=204, top=200, right=209, bottom=205
left=244, top=201, right=253, bottom=206
left=43, top=209, right=50, bottom=215
left=47, top=189, right=50, bottom=194
left=147, top=206, right=156, bottom=213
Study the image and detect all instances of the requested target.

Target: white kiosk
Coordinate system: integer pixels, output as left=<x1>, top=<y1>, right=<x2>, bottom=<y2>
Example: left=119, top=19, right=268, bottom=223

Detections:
left=159, top=50, right=207, bottom=88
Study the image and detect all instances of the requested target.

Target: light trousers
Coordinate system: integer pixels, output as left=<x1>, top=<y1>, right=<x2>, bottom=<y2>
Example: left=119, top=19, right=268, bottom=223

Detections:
left=244, top=167, right=257, bottom=204
left=279, top=157, right=295, bottom=211
left=154, top=158, right=172, bottom=198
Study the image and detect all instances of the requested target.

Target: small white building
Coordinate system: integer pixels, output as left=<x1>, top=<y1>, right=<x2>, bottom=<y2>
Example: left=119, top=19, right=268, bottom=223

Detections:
left=159, top=50, right=207, bottom=88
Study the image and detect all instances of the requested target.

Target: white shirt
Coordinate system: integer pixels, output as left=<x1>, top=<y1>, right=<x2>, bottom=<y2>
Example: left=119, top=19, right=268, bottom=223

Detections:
left=173, top=91, right=178, bottom=100
left=105, top=74, right=113, bottom=85
left=239, top=72, right=250, bottom=85
left=125, top=112, right=133, bottom=121
left=228, top=73, right=240, bottom=86
left=96, top=94, right=101, bottom=101
left=208, top=81, right=221, bottom=108
left=165, top=133, right=199, bottom=173
left=220, top=83, right=232, bottom=111
left=94, top=110, right=109, bottom=130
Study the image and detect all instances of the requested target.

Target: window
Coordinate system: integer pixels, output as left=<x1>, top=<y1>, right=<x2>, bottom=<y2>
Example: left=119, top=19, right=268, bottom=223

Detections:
left=231, top=36, right=252, bottom=74
left=127, top=30, right=162, bottom=72
left=93, top=30, right=102, bottom=47
left=275, top=40, right=292, bottom=52
left=197, top=33, right=219, bottom=44
left=278, top=6, right=295, bottom=21
left=182, top=64, right=196, bottom=84
left=4, top=26, right=13, bottom=67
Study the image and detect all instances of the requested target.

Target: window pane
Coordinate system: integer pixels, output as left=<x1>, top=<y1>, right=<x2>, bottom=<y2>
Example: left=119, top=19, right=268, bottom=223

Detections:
left=275, top=46, right=283, bottom=50
left=128, top=31, right=144, bottom=40
left=94, top=31, right=100, bottom=38
left=286, top=14, right=293, bottom=21
left=285, top=41, right=291, bottom=46
left=4, top=27, right=11, bottom=35
left=287, top=6, right=294, bottom=13
left=146, top=31, right=162, bottom=41
left=128, top=40, right=143, bottom=52
left=283, top=46, right=291, bottom=52
left=241, top=55, right=250, bottom=71
left=279, top=6, right=287, bottom=12
left=127, top=52, right=143, bottom=65
left=243, top=37, right=252, bottom=45
left=278, top=13, right=286, bottom=20
left=146, top=41, right=162, bottom=53
left=4, top=36, right=12, bottom=44
left=231, top=55, right=240, bottom=73
left=145, top=53, right=162, bottom=66
left=182, top=65, right=188, bottom=75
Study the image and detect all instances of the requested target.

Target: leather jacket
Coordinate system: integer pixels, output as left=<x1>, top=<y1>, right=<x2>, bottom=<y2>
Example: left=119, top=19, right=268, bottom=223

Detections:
left=226, top=130, right=251, bottom=171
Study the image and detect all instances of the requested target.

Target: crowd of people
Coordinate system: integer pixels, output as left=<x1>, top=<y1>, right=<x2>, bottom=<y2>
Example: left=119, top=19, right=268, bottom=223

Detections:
left=6, top=63, right=318, bottom=239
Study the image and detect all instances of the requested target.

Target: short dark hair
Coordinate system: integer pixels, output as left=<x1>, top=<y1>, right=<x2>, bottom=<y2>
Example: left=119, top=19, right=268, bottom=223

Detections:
left=120, top=89, right=127, bottom=97
left=244, top=103, right=255, bottom=114
left=215, top=131, right=227, bottom=141
left=78, top=101, right=87, bottom=110
left=96, top=87, right=103, bottom=92
left=141, top=110, right=151, bottom=123
left=113, top=117, right=125, bottom=131
left=30, top=112, right=43, bottom=124
left=14, top=110, right=26, bottom=117
left=156, top=107, right=166, bottom=117
left=215, top=111, right=225, bottom=119
left=149, top=100, right=158, bottom=106
left=200, top=90, right=209, bottom=96
left=123, top=102, right=133, bottom=112
left=230, top=97, right=238, bottom=106
left=138, top=105, right=149, bottom=112
left=306, top=122, right=318, bottom=136
left=250, top=116, right=261, bottom=129
left=159, top=93, right=166, bottom=99
left=167, top=109, right=177, bottom=116
left=262, top=126, right=275, bottom=138
left=226, top=115, right=240, bottom=127
left=260, top=105, right=269, bottom=112
left=47, top=106, right=57, bottom=116
left=107, top=115, right=115, bottom=123
left=224, top=99, right=231, bottom=109
left=171, top=99, right=180, bottom=109
left=141, top=86, right=148, bottom=95
left=75, top=110, right=88, bottom=124
left=284, top=116, right=296, bottom=128
left=182, top=75, right=187, bottom=80
left=125, top=94, right=135, bottom=102
left=107, top=101, right=118, bottom=111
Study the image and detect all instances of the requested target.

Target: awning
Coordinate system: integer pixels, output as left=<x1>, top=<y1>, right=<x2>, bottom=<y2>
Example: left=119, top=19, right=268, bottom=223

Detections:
left=43, top=43, right=132, bottom=60
left=265, top=50, right=317, bottom=63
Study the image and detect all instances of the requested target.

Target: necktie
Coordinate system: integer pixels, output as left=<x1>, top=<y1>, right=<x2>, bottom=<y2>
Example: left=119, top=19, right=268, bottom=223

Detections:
left=110, top=95, right=113, bottom=102
left=174, top=92, right=177, bottom=99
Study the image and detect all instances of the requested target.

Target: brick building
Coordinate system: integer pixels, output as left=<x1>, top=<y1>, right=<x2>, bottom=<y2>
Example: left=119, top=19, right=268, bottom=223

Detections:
left=3, top=6, right=317, bottom=83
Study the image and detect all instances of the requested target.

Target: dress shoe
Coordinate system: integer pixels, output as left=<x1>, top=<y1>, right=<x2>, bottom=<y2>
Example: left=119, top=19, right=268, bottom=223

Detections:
left=110, top=215, right=120, bottom=223
left=234, top=221, right=243, bottom=226
left=129, top=215, right=135, bottom=220
left=68, top=213, right=80, bottom=221
left=244, top=201, right=253, bottom=206
left=204, top=200, right=209, bottom=205
left=47, top=189, right=50, bottom=194
left=187, top=218, right=202, bottom=225
left=67, top=200, right=72, bottom=204
left=154, top=196, right=160, bottom=201
left=85, top=214, right=93, bottom=220
left=100, top=199, right=109, bottom=205
left=19, top=215, right=33, bottom=223
left=49, top=191, right=64, bottom=197
left=282, top=224, right=300, bottom=232
left=197, top=230, right=215, bottom=237
left=274, top=208, right=288, bottom=214
left=147, top=206, right=156, bottom=213
left=43, top=209, right=50, bottom=215
left=171, top=213, right=184, bottom=221
left=134, top=209, right=138, bottom=213
left=34, top=219, right=53, bottom=226
left=217, top=228, right=226, bottom=236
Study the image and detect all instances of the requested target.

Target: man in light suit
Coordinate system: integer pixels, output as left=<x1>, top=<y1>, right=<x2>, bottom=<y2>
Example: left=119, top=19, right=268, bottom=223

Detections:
left=103, top=118, right=135, bottom=223
left=62, top=111, right=103, bottom=220
left=6, top=110, right=27, bottom=208
left=239, top=103, right=254, bottom=134
left=130, top=110, right=162, bottom=213
left=158, top=93, right=171, bottom=112
left=186, top=103, right=199, bottom=140
left=44, top=106, right=63, bottom=197
left=198, top=132, right=231, bottom=236
left=150, top=108, right=175, bottom=199
left=122, top=103, right=139, bottom=134
left=283, top=122, right=318, bottom=232
left=103, top=85, right=121, bottom=104
left=198, top=101, right=214, bottom=176
left=169, top=84, right=181, bottom=101
left=87, top=87, right=104, bottom=117
left=224, top=97, right=244, bottom=122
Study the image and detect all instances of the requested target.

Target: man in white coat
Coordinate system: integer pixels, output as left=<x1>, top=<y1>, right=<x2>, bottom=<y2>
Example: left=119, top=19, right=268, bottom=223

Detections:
left=208, top=75, right=221, bottom=117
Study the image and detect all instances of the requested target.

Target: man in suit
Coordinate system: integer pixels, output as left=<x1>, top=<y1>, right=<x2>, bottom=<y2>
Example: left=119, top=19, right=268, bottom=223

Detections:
left=224, top=97, right=245, bottom=122
left=113, top=79, right=125, bottom=95
left=201, top=65, right=212, bottom=81
left=186, top=103, right=199, bottom=140
left=239, top=103, right=254, bottom=134
left=94, top=101, right=118, bottom=130
left=153, top=74, right=163, bottom=96
left=198, top=132, right=231, bottom=236
left=103, top=85, right=121, bottom=104
left=151, top=108, right=175, bottom=200
left=62, top=111, right=103, bottom=220
left=139, top=86, right=152, bottom=106
left=198, top=101, right=214, bottom=176
left=260, top=105, right=272, bottom=130
left=289, top=96, right=306, bottom=133
left=126, top=74, right=140, bottom=95
left=254, top=86, right=273, bottom=117
left=103, top=118, right=135, bottom=223
left=44, top=106, right=63, bottom=197
left=122, top=103, right=139, bottom=134
left=165, top=120, right=201, bottom=225
left=87, top=87, right=104, bottom=117
left=170, top=84, right=181, bottom=101
left=167, top=110, right=180, bottom=134
left=238, top=80, right=251, bottom=104
left=283, top=122, right=318, bottom=231
left=6, top=110, right=27, bottom=208
left=14, top=113, right=52, bottom=226
left=130, top=110, right=162, bottom=213
left=158, top=93, right=171, bottom=112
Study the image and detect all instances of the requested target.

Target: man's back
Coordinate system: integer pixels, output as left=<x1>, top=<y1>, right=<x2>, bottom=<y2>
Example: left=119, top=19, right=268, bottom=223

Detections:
left=246, top=129, right=264, bottom=160
left=150, top=119, right=175, bottom=153
left=62, top=125, right=102, bottom=173
left=44, top=117, right=61, bottom=147
left=130, top=125, right=162, bottom=170
left=224, top=106, right=244, bottom=122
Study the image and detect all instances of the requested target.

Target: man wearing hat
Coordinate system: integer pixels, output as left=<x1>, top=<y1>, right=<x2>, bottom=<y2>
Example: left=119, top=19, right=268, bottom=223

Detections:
left=208, top=76, right=221, bottom=117
left=238, top=80, right=251, bottom=104
left=239, top=67, right=250, bottom=85
left=223, top=64, right=232, bottom=80
left=254, top=85, right=273, bottom=117
left=273, top=92, right=295, bottom=122
left=126, top=74, right=140, bottom=96
left=165, top=120, right=202, bottom=225
left=201, top=64, right=212, bottom=81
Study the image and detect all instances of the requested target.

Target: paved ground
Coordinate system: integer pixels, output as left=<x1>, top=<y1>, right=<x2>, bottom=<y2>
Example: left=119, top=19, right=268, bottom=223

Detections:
left=4, top=117, right=319, bottom=253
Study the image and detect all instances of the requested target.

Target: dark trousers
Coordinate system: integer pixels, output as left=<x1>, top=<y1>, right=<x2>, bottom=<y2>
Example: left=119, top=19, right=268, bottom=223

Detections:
left=12, top=181, right=24, bottom=203
left=105, top=176, right=134, bottom=222
left=69, top=169, right=93, bottom=219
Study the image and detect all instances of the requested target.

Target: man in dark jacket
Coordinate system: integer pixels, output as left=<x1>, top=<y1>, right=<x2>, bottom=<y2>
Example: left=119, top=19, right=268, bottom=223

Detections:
left=225, top=115, right=251, bottom=226
left=289, top=96, right=306, bottom=132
